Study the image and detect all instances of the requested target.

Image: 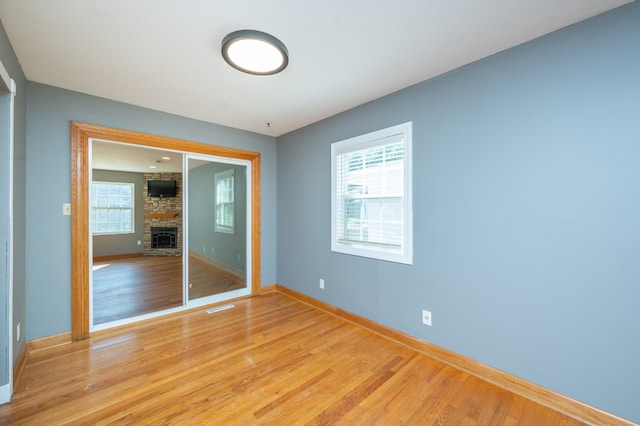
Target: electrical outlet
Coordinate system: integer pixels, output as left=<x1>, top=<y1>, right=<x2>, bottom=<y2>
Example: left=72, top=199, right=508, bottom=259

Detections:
left=319, top=279, right=325, bottom=289
left=137, top=240, right=142, bottom=246
left=422, top=309, right=432, bottom=326
left=17, top=322, right=20, bottom=341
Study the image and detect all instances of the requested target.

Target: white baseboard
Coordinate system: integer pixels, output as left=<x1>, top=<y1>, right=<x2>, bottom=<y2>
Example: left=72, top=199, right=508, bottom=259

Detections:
left=0, top=383, right=11, bottom=405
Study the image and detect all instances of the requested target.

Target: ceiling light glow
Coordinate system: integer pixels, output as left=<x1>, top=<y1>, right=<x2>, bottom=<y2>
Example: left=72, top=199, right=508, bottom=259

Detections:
left=222, top=30, right=288, bottom=75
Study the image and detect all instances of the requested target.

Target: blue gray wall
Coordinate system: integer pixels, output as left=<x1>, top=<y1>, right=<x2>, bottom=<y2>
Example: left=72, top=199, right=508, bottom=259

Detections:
left=0, top=20, right=26, bottom=377
left=188, top=162, right=247, bottom=275
left=25, top=83, right=277, bottom=341
left=277, top=3, right=640, bottom=423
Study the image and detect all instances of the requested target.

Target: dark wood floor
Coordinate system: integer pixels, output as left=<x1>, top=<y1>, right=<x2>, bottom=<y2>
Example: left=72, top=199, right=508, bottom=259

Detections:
left=92, top=255, right=245, bottom=324
left=2, top=292, right=586, bottom=425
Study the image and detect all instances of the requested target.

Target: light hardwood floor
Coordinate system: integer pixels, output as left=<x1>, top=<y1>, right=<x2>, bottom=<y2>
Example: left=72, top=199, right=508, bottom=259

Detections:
left=2, top=292, right=586, bottom=425
left=93, top=255, right=245, bottom=324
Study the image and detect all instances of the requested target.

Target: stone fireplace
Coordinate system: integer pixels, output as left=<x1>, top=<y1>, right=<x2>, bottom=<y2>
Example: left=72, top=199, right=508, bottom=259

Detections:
left=143, top=173, right=182, bottom=256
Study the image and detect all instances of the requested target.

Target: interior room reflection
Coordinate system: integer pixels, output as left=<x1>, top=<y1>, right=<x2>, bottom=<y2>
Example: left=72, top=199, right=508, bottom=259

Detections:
left=91, top=141, right=247, bottom=326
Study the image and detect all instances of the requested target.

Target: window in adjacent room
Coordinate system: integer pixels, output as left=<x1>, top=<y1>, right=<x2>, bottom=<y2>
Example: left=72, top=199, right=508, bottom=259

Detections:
left=331, top=122, right=413, bottom=264
left=91, top=181, right=134, bottom=235
left=215, top=169, right=235, bottom=234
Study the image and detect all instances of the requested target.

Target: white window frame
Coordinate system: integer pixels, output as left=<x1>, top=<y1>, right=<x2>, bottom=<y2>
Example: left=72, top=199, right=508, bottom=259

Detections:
left=91, top=181, right=135, bottom=235
left=215, top=169, right=235, bottom=234
left=331, top=122, right=413, bottom=264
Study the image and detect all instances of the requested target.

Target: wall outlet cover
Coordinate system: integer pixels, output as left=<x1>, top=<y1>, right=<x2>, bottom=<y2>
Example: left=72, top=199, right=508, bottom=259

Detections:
left=422, top=309, right=432, bottom=326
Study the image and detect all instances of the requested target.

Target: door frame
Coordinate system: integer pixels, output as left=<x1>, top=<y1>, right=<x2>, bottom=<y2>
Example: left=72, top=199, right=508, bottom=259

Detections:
left=0, top=59, right=15, bottom=403
left=70, top=121, right=261, bottom=340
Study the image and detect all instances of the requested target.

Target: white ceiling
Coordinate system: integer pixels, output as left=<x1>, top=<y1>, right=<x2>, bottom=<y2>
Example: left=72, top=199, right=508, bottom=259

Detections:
left=0, top=0, right=631, bottom=138
left=92, top=139, right=183, bottom=173
left=92, top=139, right=212, bottom=173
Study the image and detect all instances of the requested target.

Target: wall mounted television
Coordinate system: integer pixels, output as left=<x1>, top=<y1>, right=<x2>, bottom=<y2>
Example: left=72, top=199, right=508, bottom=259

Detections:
left=147, top=180, right=177, bottom=197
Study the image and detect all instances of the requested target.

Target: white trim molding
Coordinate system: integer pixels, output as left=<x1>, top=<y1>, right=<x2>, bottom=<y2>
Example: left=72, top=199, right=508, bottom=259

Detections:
left=0, top=58, right=16, bottom=404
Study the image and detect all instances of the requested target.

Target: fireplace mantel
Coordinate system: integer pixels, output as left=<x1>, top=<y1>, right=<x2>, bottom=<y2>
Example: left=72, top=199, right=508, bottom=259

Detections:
left=146, top=213, right=178, bottom=219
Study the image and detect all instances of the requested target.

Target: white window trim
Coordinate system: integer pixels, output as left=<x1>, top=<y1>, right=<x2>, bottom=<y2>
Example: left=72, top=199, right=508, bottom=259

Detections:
left=331, top=122, right=413, bottom=265
left=215, top=169, right=235, bottom=234
left=91, top=181, right=135, bottom=236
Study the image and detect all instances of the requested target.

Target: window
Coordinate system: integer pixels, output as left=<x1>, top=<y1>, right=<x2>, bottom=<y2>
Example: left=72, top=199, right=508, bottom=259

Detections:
left=215, top=169, right=235, bottom=234
left=331, top=122, right=412, bottom=264
left=91, top=182, right=134, bottom=235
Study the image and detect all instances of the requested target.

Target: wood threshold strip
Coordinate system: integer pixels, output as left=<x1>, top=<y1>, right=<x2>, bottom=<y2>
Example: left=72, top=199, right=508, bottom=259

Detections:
left=274, top=285, right=635, bottom=426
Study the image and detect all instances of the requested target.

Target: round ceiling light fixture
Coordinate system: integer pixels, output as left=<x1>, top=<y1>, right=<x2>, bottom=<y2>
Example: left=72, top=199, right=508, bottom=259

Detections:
left=221, top=30, right=288, bottom=75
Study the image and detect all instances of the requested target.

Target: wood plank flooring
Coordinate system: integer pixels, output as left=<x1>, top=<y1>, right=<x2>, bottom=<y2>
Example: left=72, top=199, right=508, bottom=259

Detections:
left=1, top=292, right=585, bottom=425
left=92, top=255, right=245, bottom=324
left=187, top=255, right=246, bottom=300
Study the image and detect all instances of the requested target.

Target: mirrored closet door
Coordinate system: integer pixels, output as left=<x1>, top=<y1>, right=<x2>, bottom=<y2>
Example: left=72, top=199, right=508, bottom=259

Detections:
left=185, top=154, right=251, bottom=306
left=89, top=141, right=251, bottom=331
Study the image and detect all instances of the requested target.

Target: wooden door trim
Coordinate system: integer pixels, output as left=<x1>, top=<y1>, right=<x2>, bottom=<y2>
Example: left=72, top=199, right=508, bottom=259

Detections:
left=70, top=121, right=261, bottom=341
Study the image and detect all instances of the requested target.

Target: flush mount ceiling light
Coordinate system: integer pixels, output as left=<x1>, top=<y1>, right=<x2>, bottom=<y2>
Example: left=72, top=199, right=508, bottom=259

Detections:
left=221, top=30, right=288, bottom=75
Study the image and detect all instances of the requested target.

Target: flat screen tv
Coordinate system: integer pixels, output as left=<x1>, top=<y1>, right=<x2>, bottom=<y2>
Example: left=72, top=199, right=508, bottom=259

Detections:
left=147, top=180, right=177, bottom=198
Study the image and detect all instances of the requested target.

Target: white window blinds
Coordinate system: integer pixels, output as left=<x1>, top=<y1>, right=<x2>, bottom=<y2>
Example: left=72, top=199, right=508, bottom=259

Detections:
left=331, top=122, right=412, bottom=264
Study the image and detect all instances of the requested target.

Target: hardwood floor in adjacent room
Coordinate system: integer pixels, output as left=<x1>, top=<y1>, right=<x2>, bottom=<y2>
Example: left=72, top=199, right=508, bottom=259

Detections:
left=2, top=292, right=585, bottom=425
left=92, top=255, right=182, bottom=324
left=92, top=255, right=245, bottom=324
